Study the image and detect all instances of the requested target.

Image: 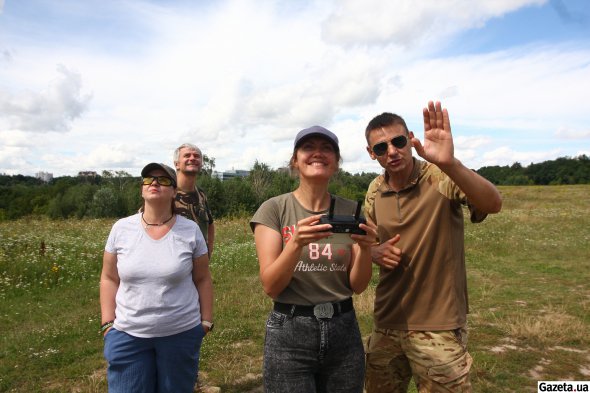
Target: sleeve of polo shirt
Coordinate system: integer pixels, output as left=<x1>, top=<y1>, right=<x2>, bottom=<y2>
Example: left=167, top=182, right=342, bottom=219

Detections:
left=437, top=170, right=488, bottom=224
left=364, top=175, right=382, bottom=225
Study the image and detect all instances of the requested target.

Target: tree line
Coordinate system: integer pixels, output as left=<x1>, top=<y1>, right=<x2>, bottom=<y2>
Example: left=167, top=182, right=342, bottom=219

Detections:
left=0, top=160, right=377, bottom=221
left=477, top=155, right=590, bottom=185
left=1, top=155, right=588, bottom=221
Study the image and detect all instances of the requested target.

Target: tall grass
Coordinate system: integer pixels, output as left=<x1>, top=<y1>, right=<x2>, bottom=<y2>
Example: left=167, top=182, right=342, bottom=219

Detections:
left=0, top=185, right=588, bottom=392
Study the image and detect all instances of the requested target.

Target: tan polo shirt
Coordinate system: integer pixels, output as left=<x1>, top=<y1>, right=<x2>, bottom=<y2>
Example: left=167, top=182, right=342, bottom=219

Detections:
left=364, top=159, right=487, bottom=330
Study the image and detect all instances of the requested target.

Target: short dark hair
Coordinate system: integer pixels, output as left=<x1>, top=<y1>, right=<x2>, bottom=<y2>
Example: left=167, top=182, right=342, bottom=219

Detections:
left=365, top=112, right=409, bottom=144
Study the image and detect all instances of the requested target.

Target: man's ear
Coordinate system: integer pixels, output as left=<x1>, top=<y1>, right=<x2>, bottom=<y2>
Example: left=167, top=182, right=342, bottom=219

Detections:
left=174, top=161, right=180, bottom=170
left=366, top=146, right=377, bottom=160
left=407, top=131, right=416, bottom=149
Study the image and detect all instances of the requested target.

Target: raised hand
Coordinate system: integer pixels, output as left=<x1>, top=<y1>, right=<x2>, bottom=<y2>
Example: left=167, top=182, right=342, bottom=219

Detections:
left=411, top=101, right=455, bottom=167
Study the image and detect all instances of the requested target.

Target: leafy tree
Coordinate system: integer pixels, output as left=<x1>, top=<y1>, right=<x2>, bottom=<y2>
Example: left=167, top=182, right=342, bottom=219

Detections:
left=90, top=187, right=123, bottom=217
left=197, top=175, right=225, bottom=217
left=1, top=155, right=588, bottom=220
left=101, top=170, right=133, bottom=192
left=48, top=183, right=97, bottom=218
left=221, top=177, right=256, bottom=216
left=248, top=161, right=274, bottom=206
left=202, top=154, right=216, bottom=176
left=121, top=182, right=143, bottom=215
left=269, top=169, right=297, bottom=196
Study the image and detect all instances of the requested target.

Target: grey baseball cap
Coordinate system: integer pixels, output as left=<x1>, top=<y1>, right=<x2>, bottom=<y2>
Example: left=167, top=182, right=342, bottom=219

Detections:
left=294, top=125, right=339, bottom=152
left=140, top=163, right=177, bottom=187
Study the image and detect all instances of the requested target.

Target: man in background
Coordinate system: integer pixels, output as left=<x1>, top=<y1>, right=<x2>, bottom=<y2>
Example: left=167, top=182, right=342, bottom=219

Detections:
left=173, top=143, right=215, bottom=257
left=363, top=101, right=502, bottom=392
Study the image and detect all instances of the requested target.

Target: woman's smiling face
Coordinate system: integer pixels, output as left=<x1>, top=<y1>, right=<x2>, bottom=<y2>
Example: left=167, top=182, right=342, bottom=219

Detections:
left=292, top=136, right=339, bottom=180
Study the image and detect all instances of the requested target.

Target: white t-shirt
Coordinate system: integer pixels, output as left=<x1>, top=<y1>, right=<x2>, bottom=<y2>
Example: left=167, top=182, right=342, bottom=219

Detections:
left=105, top=213, right=208, bottom=338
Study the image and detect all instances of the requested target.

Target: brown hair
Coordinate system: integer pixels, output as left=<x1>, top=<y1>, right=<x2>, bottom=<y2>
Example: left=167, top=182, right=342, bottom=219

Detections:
left=365, top=112, right=409, bottom=144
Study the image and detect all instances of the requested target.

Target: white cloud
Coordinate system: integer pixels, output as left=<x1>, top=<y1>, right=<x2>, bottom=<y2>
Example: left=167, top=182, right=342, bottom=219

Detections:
left=480, top=146, right=564, bottom=167
left=555, top=126, right=590, bottom=139
left=0, top=130, right=34, bottom=148
left=39, top=143, right=142, bottom=176
left=0, top=64, right=91, bottom=133
left=1, top=49, right=12, bottom=63
left=322, top=0, right=546, bottom=47
left=0, top=0, right=588, bottom=176
left=455, top=135, right=493, bottom=149
left=370, top=44, right=590, bottom=142
left=0, top=147, right=25, bottom=173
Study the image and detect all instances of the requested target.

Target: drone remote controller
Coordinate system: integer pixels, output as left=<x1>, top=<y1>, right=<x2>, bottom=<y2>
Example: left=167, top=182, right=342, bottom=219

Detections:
left=319, top=197, right=366, bottom=235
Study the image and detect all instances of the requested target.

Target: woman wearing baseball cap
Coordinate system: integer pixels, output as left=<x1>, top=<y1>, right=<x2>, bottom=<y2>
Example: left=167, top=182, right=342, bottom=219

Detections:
left=100, top=162, right=213, bottom=392
left=250, top=126, right=377, bottom=392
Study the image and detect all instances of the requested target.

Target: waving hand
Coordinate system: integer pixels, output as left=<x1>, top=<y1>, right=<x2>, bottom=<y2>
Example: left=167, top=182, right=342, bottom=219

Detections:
left=411, top=101, right=454, bottom=167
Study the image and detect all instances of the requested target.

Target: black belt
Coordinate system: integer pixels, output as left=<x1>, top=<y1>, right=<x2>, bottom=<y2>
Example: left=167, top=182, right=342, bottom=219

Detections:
left=273, top=297, right=353, bottom=318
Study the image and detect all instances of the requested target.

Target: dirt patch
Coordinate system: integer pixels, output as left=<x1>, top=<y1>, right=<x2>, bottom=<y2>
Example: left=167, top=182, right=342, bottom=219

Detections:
left=488, top=337, right=524, bottom=354
left=548, top=347, right=590, bottom=377
left=548, top=346, right=586, bottom=354
left=528, top=358, right=551, bottom=380
left=235, top=372, right=262, bottom=385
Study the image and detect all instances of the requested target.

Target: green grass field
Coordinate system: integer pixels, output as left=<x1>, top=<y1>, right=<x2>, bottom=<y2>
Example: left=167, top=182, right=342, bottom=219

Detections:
left=0, top=185, right=588, bottom=392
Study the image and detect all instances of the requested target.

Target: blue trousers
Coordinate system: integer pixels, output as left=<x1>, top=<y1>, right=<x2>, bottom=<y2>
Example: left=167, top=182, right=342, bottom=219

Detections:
left=103, top=325, right=205, bottom=393
left=263, top=309, right=365, bottom=393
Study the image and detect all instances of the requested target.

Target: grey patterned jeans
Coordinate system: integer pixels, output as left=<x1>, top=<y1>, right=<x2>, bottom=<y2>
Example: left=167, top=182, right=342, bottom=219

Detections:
left=263, top=308, right=365, bottom=393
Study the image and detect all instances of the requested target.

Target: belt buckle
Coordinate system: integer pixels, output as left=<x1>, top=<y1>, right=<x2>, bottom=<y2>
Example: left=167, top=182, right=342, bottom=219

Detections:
left=313, top=303, right=334, bottom=319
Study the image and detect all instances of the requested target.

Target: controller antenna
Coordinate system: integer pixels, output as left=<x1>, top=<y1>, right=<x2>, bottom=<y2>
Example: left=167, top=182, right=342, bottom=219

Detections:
left=328, top=196, right=335, bottom=218
left=354, top=201, right=362, bottom=220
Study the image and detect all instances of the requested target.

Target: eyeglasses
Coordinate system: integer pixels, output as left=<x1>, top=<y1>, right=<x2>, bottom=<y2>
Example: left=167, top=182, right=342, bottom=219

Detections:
left=141, top=176, right=174, bottom=187
left=371, top=135, right=408, bottom=156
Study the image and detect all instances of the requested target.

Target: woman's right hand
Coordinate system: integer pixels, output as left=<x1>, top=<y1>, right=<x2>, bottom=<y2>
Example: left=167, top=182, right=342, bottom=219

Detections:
left=254, top=214, right=333, bottom=298
left=290, top=214, right=333, bottom=248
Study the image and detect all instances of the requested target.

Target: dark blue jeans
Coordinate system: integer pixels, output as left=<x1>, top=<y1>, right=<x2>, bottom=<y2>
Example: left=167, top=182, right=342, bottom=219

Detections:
left=103, top=325, right=205, bottom=393
left=264, top=308, right=365, bottom=393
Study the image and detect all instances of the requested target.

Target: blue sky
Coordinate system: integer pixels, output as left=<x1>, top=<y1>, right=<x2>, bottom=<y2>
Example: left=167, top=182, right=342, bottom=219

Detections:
left=0, top=0, right=589, bottom=176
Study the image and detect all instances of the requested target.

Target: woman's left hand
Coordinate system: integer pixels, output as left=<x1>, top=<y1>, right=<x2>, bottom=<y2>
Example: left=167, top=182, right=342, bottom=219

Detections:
left=350, top=218, right=378, bottom=249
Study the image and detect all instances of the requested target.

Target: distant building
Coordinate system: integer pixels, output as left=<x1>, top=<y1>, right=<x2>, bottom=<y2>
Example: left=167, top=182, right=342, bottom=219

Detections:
left=212, top=169, right=250, bottom=181
left=35, top=171, right=53, bottom=182
left=78, top=171, right=97, bottom=178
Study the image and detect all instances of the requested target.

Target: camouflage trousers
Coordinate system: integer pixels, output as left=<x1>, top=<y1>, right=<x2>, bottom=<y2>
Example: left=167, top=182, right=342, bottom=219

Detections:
left=365, top=327, right=472, bottom=393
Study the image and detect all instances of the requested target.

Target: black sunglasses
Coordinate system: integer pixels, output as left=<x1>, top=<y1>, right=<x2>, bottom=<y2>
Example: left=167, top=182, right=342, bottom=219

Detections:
left=371, top=135, right=408, bottom=156
left=141, top=176, right=174, bottom=187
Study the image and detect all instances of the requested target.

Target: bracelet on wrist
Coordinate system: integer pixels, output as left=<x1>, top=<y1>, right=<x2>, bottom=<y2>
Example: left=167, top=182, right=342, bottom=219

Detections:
left=100, top=320, right=114, bottom=334
left=202, top=320, right=214, bottom=331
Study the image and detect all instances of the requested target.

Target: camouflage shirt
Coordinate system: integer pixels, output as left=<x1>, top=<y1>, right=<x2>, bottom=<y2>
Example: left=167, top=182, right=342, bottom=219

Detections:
left=174, top=186, right=213, bottom=250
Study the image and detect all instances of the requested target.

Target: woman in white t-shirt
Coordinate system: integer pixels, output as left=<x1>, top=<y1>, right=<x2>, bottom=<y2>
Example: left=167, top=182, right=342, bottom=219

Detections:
left=100, top=162, right=213, bottom=393
left=250, top=126, right=378, bottom=393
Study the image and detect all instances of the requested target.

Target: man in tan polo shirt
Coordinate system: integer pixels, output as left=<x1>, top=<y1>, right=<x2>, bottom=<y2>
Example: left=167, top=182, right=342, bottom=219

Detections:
left=363, top=101, right=502, bottom=393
